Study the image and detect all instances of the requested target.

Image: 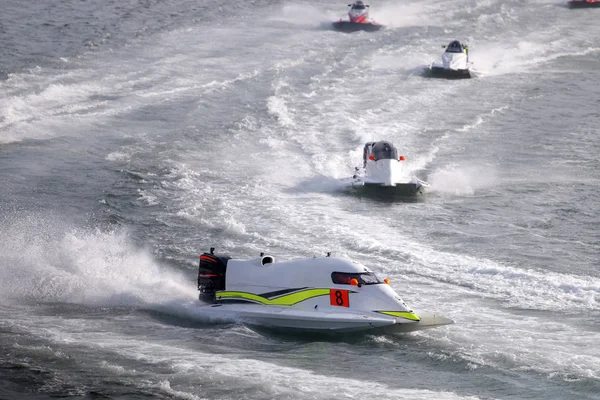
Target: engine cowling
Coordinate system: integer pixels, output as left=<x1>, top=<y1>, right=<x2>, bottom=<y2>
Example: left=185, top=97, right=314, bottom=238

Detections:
left=198, top=250, right=230, bottom=303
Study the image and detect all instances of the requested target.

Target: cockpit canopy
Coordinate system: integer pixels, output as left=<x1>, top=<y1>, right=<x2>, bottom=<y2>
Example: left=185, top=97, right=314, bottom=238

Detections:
left=445, top=40, right=465, bottom=53
left=370, top=140, right=398, bottom=161
left=331, top=271, right=382, bottom=286
left=350, top=0, right=367, bottom=9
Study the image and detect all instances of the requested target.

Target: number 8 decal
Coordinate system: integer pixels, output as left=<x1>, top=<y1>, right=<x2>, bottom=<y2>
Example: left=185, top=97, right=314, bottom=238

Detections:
left=330, top=289, right=349, bottom=307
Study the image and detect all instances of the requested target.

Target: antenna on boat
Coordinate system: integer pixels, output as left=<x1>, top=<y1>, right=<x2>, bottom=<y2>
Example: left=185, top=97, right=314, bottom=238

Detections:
left=326, top=252, right=331, bottom=257
left=210, top=247, right=215, bottom=255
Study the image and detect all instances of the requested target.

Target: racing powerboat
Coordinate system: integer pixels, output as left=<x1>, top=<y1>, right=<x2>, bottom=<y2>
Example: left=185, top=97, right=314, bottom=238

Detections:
left=332, top=1, right=384, bottom=33
left=425, top=40, right=474, bottom=79
left=348, top=141, right=428, bottom=197
left=197, top=248, right=453, bottom=334
left=568, top=0, right=600, bottom=7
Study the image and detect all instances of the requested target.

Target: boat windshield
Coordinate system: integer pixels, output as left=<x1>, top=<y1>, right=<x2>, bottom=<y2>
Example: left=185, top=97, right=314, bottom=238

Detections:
left=331, top=271, right=383, bottom=285
left=446, top=40, right=464, bottom=53
left=352, top=4, right=366, bottom=9
left=371, top=141, right=398, bottom=161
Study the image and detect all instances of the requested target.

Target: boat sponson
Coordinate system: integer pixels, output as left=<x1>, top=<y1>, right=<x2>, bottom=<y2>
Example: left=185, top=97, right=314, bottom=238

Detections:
left=568, top=1, right=600, bottom=8
left=198, top=305, right=453, bottom=334
left=332, top=21, right=384, bottom=33
left=426, top=66, right=471, bottom=79
left=380, top=312, right=454, bottom=333
left=356, top=182, right=424, bottom=197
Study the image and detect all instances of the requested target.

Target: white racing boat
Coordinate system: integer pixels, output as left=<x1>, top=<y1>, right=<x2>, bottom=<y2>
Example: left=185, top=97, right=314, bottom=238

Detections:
left=197, top=248, right=452, bottom=334
left=348, top=141, right=428, bottom=197
left=426, top=40, right=476, bottom=79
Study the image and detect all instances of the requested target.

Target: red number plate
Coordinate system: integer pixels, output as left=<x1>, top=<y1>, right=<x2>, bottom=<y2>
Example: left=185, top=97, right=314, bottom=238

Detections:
left=330, top=289, right=349, bottom=307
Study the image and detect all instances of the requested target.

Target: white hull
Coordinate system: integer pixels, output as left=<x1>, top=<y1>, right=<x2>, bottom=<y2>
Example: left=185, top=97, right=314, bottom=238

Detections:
left=198, top=304, right=453, bottom=333
left=429, top=61, right=472, bottom=73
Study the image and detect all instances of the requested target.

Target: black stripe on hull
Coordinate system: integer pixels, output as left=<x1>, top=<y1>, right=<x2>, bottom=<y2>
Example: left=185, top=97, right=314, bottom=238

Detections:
left=259, top=287, right=309, bottom=299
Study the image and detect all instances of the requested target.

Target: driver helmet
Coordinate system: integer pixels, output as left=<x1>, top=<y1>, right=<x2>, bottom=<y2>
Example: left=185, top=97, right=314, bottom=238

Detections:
left=352, top=0, right=366, bottom=9
left=451, top=40, right=464, bottom=51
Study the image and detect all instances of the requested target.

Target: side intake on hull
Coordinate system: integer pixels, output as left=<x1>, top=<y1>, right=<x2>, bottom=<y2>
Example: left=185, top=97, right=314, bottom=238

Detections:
left=332, top=1, right=384, bottom=33
left=425, top=40, right=475, bottom=79
left=197, top=249, right=453, bottom=334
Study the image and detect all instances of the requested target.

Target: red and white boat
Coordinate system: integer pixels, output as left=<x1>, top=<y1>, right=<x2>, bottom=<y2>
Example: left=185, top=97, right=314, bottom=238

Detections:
left=332, top=1, right=384, bottom=33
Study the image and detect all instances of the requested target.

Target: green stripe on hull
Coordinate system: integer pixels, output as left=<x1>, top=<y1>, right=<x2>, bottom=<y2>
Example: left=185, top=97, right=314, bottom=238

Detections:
left=377, top=311, right=421, bottom=321
left=216, top=288, right=331, bottom=306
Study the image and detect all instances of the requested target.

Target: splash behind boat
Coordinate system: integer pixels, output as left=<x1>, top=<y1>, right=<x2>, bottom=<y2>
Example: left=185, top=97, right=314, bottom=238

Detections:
left=348, top=141, right=428, bottom=197
left=332, top=1, right=384, bottom=33
left=197, top=249, right=452, bottom=334
left=425, top=40, right=474, bottom=79
left=568, top=0, right=600, bottom=8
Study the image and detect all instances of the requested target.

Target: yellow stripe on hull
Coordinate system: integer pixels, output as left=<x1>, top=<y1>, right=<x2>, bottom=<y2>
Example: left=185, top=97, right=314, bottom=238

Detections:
left=215, top=289, right=331, bottom=306
left=377, top=311, right=421, bottom=321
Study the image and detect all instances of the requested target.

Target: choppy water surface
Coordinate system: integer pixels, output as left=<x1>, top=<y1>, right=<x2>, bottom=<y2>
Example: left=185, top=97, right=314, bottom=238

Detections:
left=1, top=1, right=599, bottom=399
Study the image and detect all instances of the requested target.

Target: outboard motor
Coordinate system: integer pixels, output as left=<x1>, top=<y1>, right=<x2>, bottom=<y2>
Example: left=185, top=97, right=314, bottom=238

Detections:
left=198, top=248, right=230, bottom=303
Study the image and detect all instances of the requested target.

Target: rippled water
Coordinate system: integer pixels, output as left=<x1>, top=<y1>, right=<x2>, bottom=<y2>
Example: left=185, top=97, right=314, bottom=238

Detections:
left=1, top=1, right=599, bottom=399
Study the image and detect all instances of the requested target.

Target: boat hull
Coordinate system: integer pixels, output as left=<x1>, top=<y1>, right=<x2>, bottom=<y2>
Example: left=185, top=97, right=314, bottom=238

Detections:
left=425, top=66, right=472, bottom=79
left=568, top=1, right=600, bottom=8
left=352, top=181, right=425, bottom=198
left=198, top=304, right=453, bottom=334
left=332, top=20, right=384, bottom=33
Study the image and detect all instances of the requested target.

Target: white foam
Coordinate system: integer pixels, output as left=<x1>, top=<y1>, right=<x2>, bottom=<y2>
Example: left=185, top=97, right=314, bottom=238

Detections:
left=470, top=37, right=600, bottom=76
left=98, top=361, right=132, bottom=374
left=377, top=234, right=600, bottom=313
left=269, top=3, right=338, bottom=26
left=105, top=151, right=131, bottom=163
left=34, top=324, right=484, bottom=400
left=439, top=304, right=600, bottom=381
left=0, top=214, right=197, bottom=306
left=428, top=164, right=498, bottom=196
left=267, top=95, right=295, bottom=127
left=137, top=189, right=159, bottom=206
left=374, top=1, right=444, bottom=28
left=153, top=380, right=204, bottom=400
